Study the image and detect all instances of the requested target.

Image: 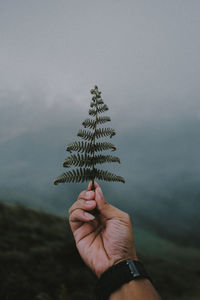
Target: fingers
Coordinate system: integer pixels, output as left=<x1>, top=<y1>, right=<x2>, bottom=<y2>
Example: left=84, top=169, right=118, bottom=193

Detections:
left=69, top=190, right=97, bottom=231
left=94, top=182, right=129, bottom=221
left=88, top=181, right=107, bottom=208
left=75, top=182, right=128, bottom=223
left=95, top=185, right=107, bottom=209
left=88, top=181, right=113, bottom=214
left=69, top=199, right=96, bottom=215
left=88, top=181, right=99, bottom=191
left=69, top=208, right=95, bottom=223
left=69, top=205, right=96, bottom=233
left=78, top=189, right=95, bottom=201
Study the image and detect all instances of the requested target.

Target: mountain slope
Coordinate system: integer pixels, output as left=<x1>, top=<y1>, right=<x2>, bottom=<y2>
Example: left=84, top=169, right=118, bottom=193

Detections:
left=0, top=202, right=199, bottom=300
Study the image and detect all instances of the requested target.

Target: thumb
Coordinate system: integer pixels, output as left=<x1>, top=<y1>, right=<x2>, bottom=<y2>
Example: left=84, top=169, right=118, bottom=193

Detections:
left=95, top=186, right=125, bottom=220
left=95, top=186, right=107, bottom=210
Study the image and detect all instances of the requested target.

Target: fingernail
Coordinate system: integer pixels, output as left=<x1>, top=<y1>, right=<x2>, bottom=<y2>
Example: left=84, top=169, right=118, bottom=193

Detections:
left=86, top=191, right=93, bottom=198
left=85, top=200, right=95, bottom=206
left=84, top=212, right=95, bottom=220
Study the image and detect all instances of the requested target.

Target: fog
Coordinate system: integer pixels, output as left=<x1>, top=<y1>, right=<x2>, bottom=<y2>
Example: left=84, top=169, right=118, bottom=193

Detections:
left=0, top=0, right=200, bottom=246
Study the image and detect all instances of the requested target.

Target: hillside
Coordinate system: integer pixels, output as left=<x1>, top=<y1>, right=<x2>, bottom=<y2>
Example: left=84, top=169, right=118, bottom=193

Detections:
left=0, top=202, right=199, bottom=300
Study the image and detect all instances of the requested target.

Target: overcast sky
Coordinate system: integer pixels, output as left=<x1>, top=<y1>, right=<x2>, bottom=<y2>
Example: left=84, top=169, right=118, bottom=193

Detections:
left=0, top=0, right=200, bottom=217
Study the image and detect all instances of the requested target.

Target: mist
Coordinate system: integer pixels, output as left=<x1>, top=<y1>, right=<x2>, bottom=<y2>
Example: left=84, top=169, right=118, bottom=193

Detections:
left=0, top=0, right=200, bottom=247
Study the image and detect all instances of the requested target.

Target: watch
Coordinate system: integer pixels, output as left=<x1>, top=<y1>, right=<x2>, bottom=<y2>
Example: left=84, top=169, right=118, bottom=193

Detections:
left=95, top=260, right=152, bottom=300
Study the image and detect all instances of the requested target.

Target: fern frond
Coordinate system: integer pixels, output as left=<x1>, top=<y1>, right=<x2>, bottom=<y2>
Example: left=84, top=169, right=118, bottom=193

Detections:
left=63, top=154, right=120, bottom=168
left=91, top=86, right=101, bottom=96
left=96, top=99, right=104, bottom=105
left=90, top=99, right=104, bottom=108
left=82, top=118, right=96, bottom=129
left=54, top=167, right=125, bottom=185
left=54, top=85, right=125, bottom=187
left=78, top=128, right=115, bottom=140
left=63, top=154, right=92, bottom=168
left=54, top=168, right=93, bottom=185
left=67, top=141, right=90, bottom=153
left=94, top=142, right=116, bottom=152
left=96, top=104, right=109, bottom=114
left=82, top=116, right=111, bottom=129
left=93, top=169, right=125, bottom=183
left=95, top=128, right=116, bottom=139
left=88, top=108, right=97, bottom=116
left=90, top=101, right=96, bottom=108
left=96, top=93, right=101, bottom=98
left=77, top=129, right=94, bottom=141
left=97, top=116, right=111, bottom=125
left=89, top=104, right=108, bottom=116
left=66, top=141, right=116, bottom=153
left=92, top=155, right=120, bottom=165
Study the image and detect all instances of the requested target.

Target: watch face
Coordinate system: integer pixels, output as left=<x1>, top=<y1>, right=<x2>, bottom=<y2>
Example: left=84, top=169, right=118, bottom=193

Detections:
left=126, top=260, right=141, bottom=278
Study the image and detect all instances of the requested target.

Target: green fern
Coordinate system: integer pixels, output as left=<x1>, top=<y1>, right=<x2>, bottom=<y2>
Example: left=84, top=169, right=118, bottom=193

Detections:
left=63, top=154, right=120, bottom=168
left=54, top=85, right=125, bottom=188
left=66, top=141, right=116, bottom=153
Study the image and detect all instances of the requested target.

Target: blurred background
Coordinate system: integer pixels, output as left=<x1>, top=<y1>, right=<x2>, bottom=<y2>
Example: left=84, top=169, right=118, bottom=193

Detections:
left=0, top=1, right=200, bottom=299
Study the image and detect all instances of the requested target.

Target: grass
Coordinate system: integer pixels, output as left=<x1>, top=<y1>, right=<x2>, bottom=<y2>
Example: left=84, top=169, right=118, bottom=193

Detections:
left=134, top=228, right=200, bottom=299
left=0, top=201, right=200, bottom=300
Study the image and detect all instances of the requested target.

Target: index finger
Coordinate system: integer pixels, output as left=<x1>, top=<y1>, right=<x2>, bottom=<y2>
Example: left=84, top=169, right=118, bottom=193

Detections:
left=88, top=181, right=100, bottom=191
left=78, top=189, right=95, bottom=200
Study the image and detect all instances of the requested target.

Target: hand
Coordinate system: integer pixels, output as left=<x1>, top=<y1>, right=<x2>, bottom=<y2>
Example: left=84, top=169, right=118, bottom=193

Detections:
left=68, top=181, right=137, bottom=278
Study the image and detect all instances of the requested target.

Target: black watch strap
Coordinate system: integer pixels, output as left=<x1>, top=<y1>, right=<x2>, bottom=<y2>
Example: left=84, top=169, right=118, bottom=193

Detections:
left=95, top=260, right=152, bottom=300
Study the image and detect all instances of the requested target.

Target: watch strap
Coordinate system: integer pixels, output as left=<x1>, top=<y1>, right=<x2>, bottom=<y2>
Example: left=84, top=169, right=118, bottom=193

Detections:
left=95, top=260, right=152, bottom=300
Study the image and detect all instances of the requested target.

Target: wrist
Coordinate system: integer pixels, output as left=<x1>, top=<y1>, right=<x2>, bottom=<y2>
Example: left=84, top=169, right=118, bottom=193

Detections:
left=109, top=278, right=154, bottom=300
left=97, top=254, right=138, bottom=278
left=113, top=254, right=138, bottom=266
left=95, top=259, right=152, bottom=300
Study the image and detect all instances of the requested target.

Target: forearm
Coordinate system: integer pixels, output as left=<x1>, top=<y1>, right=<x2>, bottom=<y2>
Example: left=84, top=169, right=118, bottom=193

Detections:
left=109, top=279, right=162, bottom=300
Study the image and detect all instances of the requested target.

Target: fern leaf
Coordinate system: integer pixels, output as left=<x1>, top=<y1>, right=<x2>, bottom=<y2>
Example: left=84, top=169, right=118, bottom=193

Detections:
left=90, top=101, right=96, bottom=108
left=96, top=99, right=104, bottom=105
left=66, top=141, right=116, bottom=153
left=77, top=129, right=94, bottom=141
left=88, top=108, right=97, bottom=116
left=54, top=85, right=125, bottom=187
left=97, top=116, right=111, bottom=125
left=89, top=104, right=108, bottom=116
left=66, top=141, right=90, bottom=153
left=63, top=154, right=91, bottom=168
left=78, top=128, right=115, bottom=140
left=63, top=154, right=120, bottom=168
left=94, top=142, right=116, bottom=152
left=95, top=128, right=116, bottom=139
left=82, top=116, right=111, bottom=129
left=92, top=155, right=120, bottom=165
left=82, top=118, right=96, bottom=129
left=93, top=169, right=125, bottom=183
left=54, top=168, right=93, bottom=185
left=90, top=99, right=104, bottom=108
left=96, top=104, right=109, bottom=114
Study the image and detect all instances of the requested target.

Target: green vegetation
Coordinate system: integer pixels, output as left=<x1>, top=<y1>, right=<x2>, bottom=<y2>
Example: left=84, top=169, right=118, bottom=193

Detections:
left=0, top=202, right=97, bottom=300
left=0, top=202, right=199, bottom=300
left=54, top=85, right=125, bottom=189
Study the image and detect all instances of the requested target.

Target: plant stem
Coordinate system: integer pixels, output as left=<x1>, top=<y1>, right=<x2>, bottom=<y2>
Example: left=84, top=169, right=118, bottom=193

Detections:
left=91, top=94, right=98, bottom=191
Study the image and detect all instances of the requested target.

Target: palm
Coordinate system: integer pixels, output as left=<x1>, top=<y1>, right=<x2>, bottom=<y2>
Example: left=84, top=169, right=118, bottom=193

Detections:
left=73, top=215, right=129, bottom=277
left=69, top=183, right=136, bottom=278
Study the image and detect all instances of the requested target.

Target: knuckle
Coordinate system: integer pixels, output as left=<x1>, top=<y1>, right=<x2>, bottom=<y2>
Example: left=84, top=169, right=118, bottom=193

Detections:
left=68, top=202, right=77, bottom=215
left=123, top=212, right=130, bottom=221
left=68, top=213, right=72, bottom=222
left=78, top=190, right=87, bottom=200
left=68, top=206, right=72, bottom=215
